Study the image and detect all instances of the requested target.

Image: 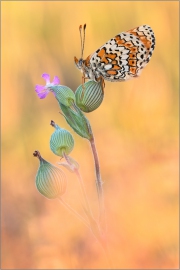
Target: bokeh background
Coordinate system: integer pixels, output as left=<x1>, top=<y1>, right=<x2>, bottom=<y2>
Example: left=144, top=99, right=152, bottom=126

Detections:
left=1, top=1, right=179, bottom=269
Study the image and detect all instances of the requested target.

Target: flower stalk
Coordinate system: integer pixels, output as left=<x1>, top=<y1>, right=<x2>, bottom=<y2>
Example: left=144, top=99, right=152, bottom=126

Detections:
left=58, top=197, right=91, bottom=229
left=62, top=152, right=93, bottom=218
left=60, top=152, right=106, bottom=246
left=89, top=135, right=106, bottom=231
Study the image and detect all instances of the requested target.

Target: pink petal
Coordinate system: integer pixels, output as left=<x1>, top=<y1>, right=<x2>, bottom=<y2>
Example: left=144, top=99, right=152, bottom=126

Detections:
left=53, top=76, right=60, bottom=85
left=42, top=73, right=50, bottom=84
left=37, top=91, right=49, bottom=99
left=35, top=85, right=45, bottom=93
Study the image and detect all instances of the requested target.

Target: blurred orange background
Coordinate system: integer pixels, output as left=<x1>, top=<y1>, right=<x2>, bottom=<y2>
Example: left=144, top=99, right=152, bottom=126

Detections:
left=1, top=1, right=179, bottom=269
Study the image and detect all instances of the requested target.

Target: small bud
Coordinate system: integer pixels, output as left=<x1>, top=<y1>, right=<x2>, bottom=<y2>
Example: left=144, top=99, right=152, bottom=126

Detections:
left=75, top=80, right=104, bottom=112
left=50, top=121, right=74, bottom=157
left=33, top=151, right=67, bottom=199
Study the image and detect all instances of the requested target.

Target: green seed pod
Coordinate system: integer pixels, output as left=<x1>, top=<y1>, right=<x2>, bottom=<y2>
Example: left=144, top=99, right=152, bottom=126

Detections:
left=51, top=85, right=75, bottom=107
left=75, top=80, right=104, bottom=113
left=33, top=151, right=67, bottom=199
left=50, top=121, right=74, bottom=157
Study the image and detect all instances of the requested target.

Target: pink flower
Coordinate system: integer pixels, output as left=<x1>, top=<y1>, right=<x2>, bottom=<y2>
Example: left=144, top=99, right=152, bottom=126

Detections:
left=35, top=73, right=60, bottom=99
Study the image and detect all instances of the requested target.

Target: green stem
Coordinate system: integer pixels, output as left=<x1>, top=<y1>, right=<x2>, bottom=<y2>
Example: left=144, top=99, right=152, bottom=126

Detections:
left=89, top=135, right=105, bottom=230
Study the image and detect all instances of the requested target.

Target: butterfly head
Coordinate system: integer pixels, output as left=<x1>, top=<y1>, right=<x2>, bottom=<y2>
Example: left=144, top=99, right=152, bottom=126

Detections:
left=74, top=57, right=84, bottom=70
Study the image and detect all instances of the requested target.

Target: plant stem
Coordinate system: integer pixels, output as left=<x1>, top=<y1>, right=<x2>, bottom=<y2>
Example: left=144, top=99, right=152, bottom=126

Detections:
left=58, top=197, right=103, bottom=247
left=74, top=169, right=106, bottom=246
left=62, top=152, right=102, bottom=235
left=62, top=152, right=93, bottom=218
left=58, top=197, right=90, bottom=229
left=58, top=197, right=113, bottom=268
left=74, top=169, right=93, bottom=217
left=89, top=135, right=105, bottom=231
left=58, top=157, right=112, bottom=267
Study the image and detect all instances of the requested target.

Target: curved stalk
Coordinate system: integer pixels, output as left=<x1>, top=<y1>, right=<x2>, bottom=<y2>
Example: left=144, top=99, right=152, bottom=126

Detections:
left=89, top=135, right=105, bottom=230
left=58, top=197, right=90, bottom=229
left=58, top=197, right=113, bottom=268
left=58, top=197, right=103, bottom=248
left=59, top=152, right=112, bottom=267
left=62, top=152, right=92, bottom=217
left=74, top=169, right=92, bottom=217
left=62, top=152, right=103, bottom=239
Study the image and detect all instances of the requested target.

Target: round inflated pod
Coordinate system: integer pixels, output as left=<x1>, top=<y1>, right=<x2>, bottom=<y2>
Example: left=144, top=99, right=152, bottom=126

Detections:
left=33, top=151, right=67, bottom=199
left=75, top=80, right=104, bottom=113
left=50, top=121, right=74, bottom=157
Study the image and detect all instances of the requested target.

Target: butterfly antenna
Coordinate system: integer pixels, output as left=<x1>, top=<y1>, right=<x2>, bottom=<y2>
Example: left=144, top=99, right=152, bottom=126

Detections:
left=82, top=24, right=86, bottom=59
left=79, top=25, right=83, bottom=58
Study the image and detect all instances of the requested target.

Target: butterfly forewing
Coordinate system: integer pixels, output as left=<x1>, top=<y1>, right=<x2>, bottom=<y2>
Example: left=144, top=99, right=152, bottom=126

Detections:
left=87, top=25, right=155, bottom=82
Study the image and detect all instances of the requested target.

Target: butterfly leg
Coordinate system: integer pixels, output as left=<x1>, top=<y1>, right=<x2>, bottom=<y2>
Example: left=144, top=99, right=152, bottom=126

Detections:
left=97, top=76, right=105, bottom=93
left=80, top=73, right=86, bottom=100
left=101, top=78, right=105, bottom=92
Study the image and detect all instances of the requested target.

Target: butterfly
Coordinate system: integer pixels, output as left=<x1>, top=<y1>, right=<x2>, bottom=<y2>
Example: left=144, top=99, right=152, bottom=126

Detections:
left=74, top=24, right=155, bottom=84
